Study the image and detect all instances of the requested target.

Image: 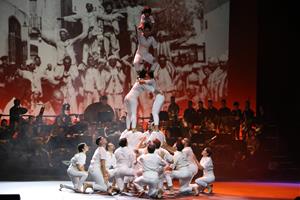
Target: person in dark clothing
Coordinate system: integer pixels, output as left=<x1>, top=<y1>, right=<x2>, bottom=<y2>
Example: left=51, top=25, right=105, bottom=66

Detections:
left=241, top=100, right=255, bottom=140
left=206, top=99, right=218, bottom=125
left=196, top=100, right=207, bottom=127
left=183, top=100, right=197, bottom=128
left=218, top=99, right=231, bottom=133
left=231, top=101, right=242, bottom=140
left=9, top=98, right=27, bottom=130
left=168, top=96, right=180, bottom=121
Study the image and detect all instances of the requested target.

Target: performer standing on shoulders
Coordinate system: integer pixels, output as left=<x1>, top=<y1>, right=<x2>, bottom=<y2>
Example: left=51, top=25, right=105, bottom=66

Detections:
left=134, top=22, right=158, bottom=70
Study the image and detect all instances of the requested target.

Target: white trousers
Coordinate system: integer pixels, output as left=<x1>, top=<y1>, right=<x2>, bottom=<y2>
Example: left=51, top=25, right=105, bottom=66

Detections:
left=166, top=167, right=194, bottom=193
left=134, top=172, right=159, bottom=197
left=124, top=94, right=138, bottom=129
left=114, top=166, right=135, bottom=191
left=65, top=167, right=88, bottom=190
left=195, top=174, right=215, bottom=187
left=152, top=94, right=165, bottom=125
left=88, top=166, right=108, bottom=192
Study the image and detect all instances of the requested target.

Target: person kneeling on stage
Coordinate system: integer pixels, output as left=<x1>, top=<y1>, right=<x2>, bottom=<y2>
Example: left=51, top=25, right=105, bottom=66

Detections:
left=83, top=136, right=114, bottom=195
left=195, top=147, right=215, bottom=194
left=59, top=143, right=89, bottom=192
left=165, top=141, right=199, bottom=196
left=133, top=143, right=166, bottom=198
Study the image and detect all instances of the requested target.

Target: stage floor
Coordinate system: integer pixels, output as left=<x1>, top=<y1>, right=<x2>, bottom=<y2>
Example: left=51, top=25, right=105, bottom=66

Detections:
left=0, top=181, right=299, bottom=200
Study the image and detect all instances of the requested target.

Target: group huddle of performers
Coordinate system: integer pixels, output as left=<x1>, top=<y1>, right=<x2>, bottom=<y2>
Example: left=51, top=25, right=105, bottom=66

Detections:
left=60, top=135, right=214, bottom=198
left=58, top=6, right=215, bottom=198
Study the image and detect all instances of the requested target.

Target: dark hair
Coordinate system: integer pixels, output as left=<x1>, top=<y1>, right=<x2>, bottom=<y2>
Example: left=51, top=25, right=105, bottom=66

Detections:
left=34, top=55, right=41, bottom=60
left=119, top=138, right=127, bottom=147
left=63, top=56, right=72, bottom=64
left=152, top=139, right=161, bottom=149
left=205, top=147, right=212, bottom=156
left=142, top=6, right=152, bottom=14
left=147, top=144, right=156, bottom=153
left=233, top=101, right=239, bottom=106
left=176, top=140, right=184, bottom=151
left=0, top=56, right=8, bottom=61
left=96, top=136, right=103, bottom=146
left=62, top=103, right=70, bottom=111
left=143, top=22, right=152, bottom=30
left=77, top=143, right=86, bottom=152
left=13, top=98, right=20, bottom=106
left=141, top=22, right=152, bottom=31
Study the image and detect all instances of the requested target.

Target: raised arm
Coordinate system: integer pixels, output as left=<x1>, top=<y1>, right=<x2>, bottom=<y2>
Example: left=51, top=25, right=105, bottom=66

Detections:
left=33, top=28, right=56, bottom=47
left=60, top=14, right=82, bottom=23
left=97, top=11, right=124, bottom=21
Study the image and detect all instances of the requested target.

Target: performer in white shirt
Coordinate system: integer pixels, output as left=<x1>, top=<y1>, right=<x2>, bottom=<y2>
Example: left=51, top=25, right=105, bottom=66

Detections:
left=182, top=138, right=199, bottom=183
left=133, top=144, right=166, bottom=198
left=133, top=22, right=158, bottom=70
left=152, top=139, right=173, bottom=190
left=106, top=142, right=117, bottom=176
left=166, top=141, right=199, bottom=195
left=83, top=136, right=113, bottom=194
left=147, top=129, right=166, bottom=145
left=59, top=143, right=89, bottom=192
left=123, top=73, right=155, bottom=131
left=195, top=147, right=215, bottom=194
left=120, top=129, right=145, bottom=151
left=114, top=138, right=136, bottom=192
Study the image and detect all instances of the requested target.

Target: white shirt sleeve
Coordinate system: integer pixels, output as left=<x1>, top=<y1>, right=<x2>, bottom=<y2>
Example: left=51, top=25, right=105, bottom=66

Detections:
left=201, top=157, right=213, bottom=169
left=76, top=153, right=86, bottom=166
left=99, top=147, right=107, bottom=160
